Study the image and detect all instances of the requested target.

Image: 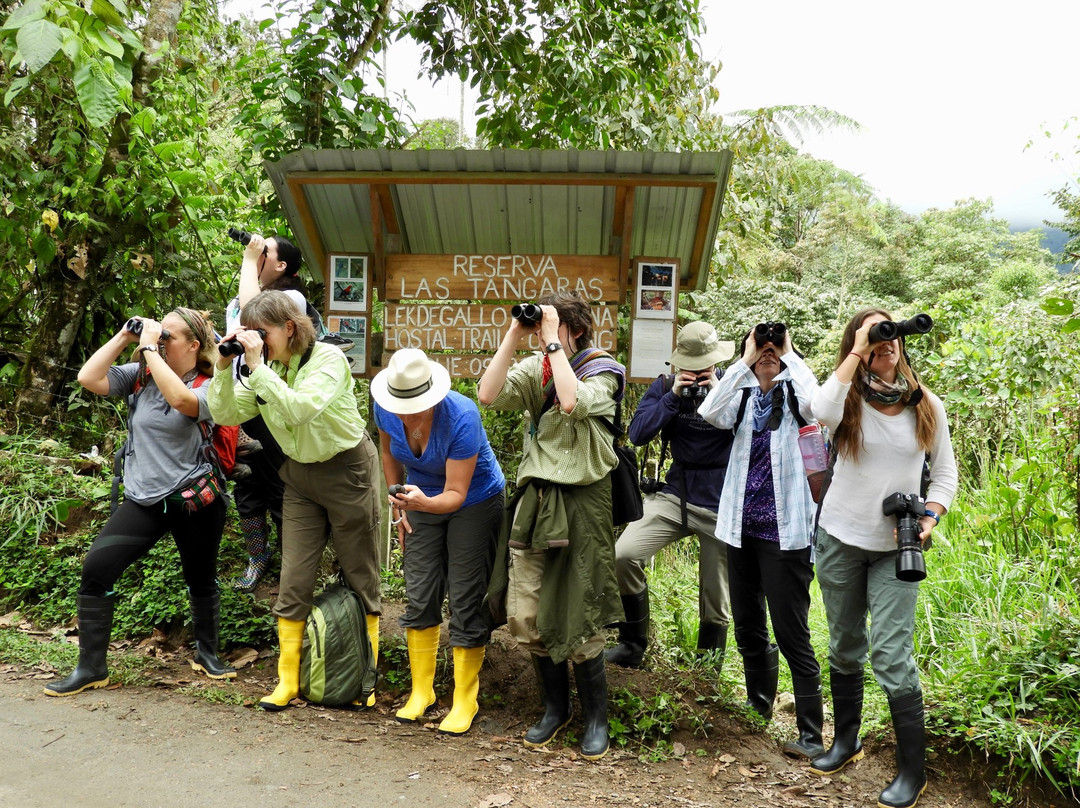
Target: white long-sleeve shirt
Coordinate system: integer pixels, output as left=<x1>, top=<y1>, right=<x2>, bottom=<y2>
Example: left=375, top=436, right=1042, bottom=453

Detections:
left=812, top=374, right=958, bottom=552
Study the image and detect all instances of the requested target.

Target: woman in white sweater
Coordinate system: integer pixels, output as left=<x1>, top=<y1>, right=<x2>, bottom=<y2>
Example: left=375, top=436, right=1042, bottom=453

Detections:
left=809, top=308, right=957, bottom=808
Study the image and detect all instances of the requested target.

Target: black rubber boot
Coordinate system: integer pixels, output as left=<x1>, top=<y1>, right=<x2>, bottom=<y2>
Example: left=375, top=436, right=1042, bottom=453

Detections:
left=878, top=690, right=927, bottom=808
left=783, top=674, right=826, bottom=759
left=742, top=644, right=779, bottom=721
left=189, top=592, right=236, bottom=680
left=573, top=654, right=610, bottom=761
left=696, top=622, right=728, bottom=666
left=43, top=595, right=115, bottom=697
left=811, top=670, right=865, bottom=775
left=523, top=655, right=572, bottom=748
left=604, top=589, right=649, bottom=669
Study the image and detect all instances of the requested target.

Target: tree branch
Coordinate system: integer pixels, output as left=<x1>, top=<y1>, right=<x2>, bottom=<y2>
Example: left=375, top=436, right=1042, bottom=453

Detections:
left=336, top=0, right=391, bottom=80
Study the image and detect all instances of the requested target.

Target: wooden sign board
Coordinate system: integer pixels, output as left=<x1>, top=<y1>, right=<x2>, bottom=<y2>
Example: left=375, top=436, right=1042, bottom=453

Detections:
left=385, top=303, right=617, bottom=363
left=385, top=254, right=621, bottom=303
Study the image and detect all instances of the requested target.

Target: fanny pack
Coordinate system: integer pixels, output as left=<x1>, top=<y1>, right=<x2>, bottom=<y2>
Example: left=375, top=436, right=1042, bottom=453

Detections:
left=166, top=473, right=223, bottom=513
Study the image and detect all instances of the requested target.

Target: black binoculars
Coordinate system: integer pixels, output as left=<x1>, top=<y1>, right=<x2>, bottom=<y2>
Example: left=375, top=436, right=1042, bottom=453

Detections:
left=511, top=303, right=542, bottom=327
left=868, top=314, right=933, bottom=343
left=227, top=227, right=253, bottom=246
left=388, top=484, right=406, bottom=496
left=124, top=318, right=169, bottom=340
left=217, top=329, right=267, bottom=357
left=754, top=321, right=787, bottom=348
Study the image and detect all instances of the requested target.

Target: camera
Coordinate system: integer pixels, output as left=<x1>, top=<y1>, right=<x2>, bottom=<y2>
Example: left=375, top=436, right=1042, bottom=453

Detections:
left=639, top=477, right=664, bottom=495
left=868, top=313, right=933, bottom=343
left=754, top=321, right=787, bottom=348
left=227, top=227, right=253, bottom=246
left=882, top=491, right=927, bottom=582
left=511, top=303, right=542, bottom=327
left=124, top=318, right=170, bottom=339
left=388, top=484, right=406, bottom=496
left=217, top=329, right=267, bottom=357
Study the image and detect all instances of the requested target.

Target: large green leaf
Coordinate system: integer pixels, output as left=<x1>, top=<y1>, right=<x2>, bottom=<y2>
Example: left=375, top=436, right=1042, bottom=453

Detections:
left=84, top=21, right=125, bottom=59
left=2, top=0, right=45, bottom=31
left=73, top=58, right=122, bottom=128
left=15, top=18, right=64, bottom=74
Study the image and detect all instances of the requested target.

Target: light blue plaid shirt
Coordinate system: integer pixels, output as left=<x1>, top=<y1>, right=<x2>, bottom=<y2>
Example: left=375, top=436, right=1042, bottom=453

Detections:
left=697, top=354, right=820, bottom=551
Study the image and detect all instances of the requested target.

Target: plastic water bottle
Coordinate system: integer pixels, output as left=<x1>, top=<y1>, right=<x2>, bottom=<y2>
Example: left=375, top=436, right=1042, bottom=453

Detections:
left=798, top=424, right=828, bottom=474
left=798, top=424, right=829, bottom=502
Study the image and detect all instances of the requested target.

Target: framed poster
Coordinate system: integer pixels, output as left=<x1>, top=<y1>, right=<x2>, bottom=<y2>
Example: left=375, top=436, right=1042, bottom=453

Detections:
left=634, top=259, right=678, bottom=320
left=327, top=315, right=368, bottom=376
left=330, top=254, right=369, bottom=312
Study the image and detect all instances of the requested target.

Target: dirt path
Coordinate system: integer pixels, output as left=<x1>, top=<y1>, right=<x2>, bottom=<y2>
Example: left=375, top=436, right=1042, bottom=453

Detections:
left=0, top=619, right=1012, bottom=808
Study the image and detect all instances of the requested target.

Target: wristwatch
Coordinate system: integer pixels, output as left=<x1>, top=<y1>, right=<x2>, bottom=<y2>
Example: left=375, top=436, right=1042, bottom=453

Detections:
left=137, top=344, right=159, bottom=355
left=544, top=341, right=562, bottom=355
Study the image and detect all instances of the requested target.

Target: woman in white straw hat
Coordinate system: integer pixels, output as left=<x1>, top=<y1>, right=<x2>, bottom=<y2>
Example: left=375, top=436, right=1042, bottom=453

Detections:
left=371, top=348, right=505, bottom=735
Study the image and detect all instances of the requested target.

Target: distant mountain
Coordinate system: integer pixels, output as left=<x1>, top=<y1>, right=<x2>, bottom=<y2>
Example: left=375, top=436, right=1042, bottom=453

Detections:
left=1008, top=224, right=1073, bottom=269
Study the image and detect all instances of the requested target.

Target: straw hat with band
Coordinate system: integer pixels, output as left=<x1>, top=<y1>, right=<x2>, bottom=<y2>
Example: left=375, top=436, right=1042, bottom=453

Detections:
left=370, top=349, right=452, bottom=415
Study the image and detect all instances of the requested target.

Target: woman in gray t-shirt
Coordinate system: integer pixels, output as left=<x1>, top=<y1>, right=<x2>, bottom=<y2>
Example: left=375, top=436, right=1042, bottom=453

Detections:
left=45, top=308, right=234, bottom=698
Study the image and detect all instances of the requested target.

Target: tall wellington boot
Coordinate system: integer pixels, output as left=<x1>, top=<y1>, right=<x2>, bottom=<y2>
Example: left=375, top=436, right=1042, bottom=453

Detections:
left=696, top=621, right=729, bottom=666
left=783, top=675, right=825, bottom=759
left=357, top=614, right=379, bottom=708
left=604, top=589, right=649, bottom=669
left=259, top=617, right=305, bottom=711
left=523, top=655, right=572, bottom=747
left=233, top=516, right=272, bottom=593
left=810, top=670, right=865, bottom=775
left=878, top=691, right=928, bottom=808
left=438, top=646, right=486, bottom=735
left=573, top=654, right=610, bottom=760
left=395, top=625, right=440, bottom=722
left=742, top=644, right=779, bottom=721
left=189, top=592, right=237, bottom=680
left=43, top=595, right=115, bottom=697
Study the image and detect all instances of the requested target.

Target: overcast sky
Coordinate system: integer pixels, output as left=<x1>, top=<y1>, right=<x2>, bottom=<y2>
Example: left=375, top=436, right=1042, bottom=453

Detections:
left=228, top=0, right=1079, bottom=230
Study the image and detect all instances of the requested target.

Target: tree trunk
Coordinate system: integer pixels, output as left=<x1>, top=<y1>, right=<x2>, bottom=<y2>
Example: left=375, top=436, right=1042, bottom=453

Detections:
left=14, top=0, right=186, bottom=419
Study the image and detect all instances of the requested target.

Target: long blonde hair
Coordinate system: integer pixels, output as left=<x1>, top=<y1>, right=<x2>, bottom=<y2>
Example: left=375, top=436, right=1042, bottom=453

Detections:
left=833, top=307, right=938, bottom=460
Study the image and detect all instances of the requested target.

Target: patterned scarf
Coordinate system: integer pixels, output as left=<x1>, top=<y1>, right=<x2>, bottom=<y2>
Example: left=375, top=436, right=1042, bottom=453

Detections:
left=541, top=347, right=626, bottom=408
left=862, top=368, right=910, bottom=405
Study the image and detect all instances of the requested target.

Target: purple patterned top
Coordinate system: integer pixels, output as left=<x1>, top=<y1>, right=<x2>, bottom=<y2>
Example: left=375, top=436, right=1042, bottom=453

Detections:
left=741, top=428, right=780, bottom=542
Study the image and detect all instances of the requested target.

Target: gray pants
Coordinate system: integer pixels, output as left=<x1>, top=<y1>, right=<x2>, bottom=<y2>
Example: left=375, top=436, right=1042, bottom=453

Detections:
left=400, top=492, right=504, bottom=647
left=613, top=492, right=730, bottom=626
left=276, top=439, right=382, bottom=621
left=814, top=527, right=921, bottom=698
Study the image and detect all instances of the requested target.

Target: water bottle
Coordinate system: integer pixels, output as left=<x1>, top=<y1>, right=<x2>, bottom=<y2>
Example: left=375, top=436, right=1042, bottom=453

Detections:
left=798, top=424, right=828, bottom=502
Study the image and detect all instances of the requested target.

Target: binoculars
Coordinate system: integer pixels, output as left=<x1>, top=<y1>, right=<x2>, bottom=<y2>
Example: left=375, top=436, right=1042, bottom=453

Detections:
left=868, top=314, right=933, bottom=343
left=217, top=329, right=267, bottom=357
left=124, top=318, right=169, bottom=340
left=388, top=484, right=406, bottom=496
left=511, top=303, right=542, bottom=327
left=754, top=321, right=787, bottom=348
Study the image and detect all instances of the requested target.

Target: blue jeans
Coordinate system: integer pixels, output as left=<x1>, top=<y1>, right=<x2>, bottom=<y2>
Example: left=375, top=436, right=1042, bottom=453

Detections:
left=814, top=527, right=921, bottom=698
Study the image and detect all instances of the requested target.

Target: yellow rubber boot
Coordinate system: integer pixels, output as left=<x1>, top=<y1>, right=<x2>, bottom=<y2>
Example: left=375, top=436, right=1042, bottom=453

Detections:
left=395, top=625, right=440, bottom=723
left=259, top=617, right=305, bottom=712
left=362, top=614, right=379, bottom=707
left=438, top=646, right=485, bottom=736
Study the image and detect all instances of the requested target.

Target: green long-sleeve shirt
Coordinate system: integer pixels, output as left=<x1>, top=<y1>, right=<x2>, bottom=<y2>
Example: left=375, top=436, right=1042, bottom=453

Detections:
left=207, top=342, right=365, bottom=464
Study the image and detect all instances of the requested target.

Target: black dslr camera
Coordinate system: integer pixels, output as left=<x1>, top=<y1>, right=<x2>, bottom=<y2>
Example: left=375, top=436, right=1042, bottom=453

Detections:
left=883, top=492, right=927, bottom=582
left=217, top=329, right=267, bottom=357
left=868, top=313, right=933, bottom=343
left=124, top=318, right=169, bottom=339
left=511, top=303, right=542, bottom=327
left=754, top=321, right=787, bottom=348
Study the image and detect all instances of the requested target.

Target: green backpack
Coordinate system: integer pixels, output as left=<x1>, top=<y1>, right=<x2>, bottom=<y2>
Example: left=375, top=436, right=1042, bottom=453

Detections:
left=299, top=583, right=376, bottom=707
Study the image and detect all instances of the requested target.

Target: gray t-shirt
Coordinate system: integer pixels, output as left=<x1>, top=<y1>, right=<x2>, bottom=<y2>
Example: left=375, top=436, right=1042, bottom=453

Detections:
left=108, top=363, right=214, bottom=505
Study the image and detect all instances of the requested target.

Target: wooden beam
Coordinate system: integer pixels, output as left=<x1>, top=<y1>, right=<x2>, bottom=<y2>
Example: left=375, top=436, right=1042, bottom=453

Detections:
left=375, top=184, right=399, bottom=235
left=370, top=185, right=385, bottom=291
left=287, top=178, right=328, bottom=294
left=612, top=186, right=627, bottom=238
left=284, top=170, right=720, bottom=189
left=618, top=187, right=636, bottom=300
left=687, top=182, right=718, bottom=292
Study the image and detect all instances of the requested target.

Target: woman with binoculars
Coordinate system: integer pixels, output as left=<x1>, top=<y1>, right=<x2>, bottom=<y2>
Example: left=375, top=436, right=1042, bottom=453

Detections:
left=371, top=348, right=505, bottom=735
left=46, top=309, right=234, bottom=697
left=810, top=308, right=957, bottom=808
left=207, top=291, right=381, bottom=712
left=698, top=322, right=824, bottom=760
